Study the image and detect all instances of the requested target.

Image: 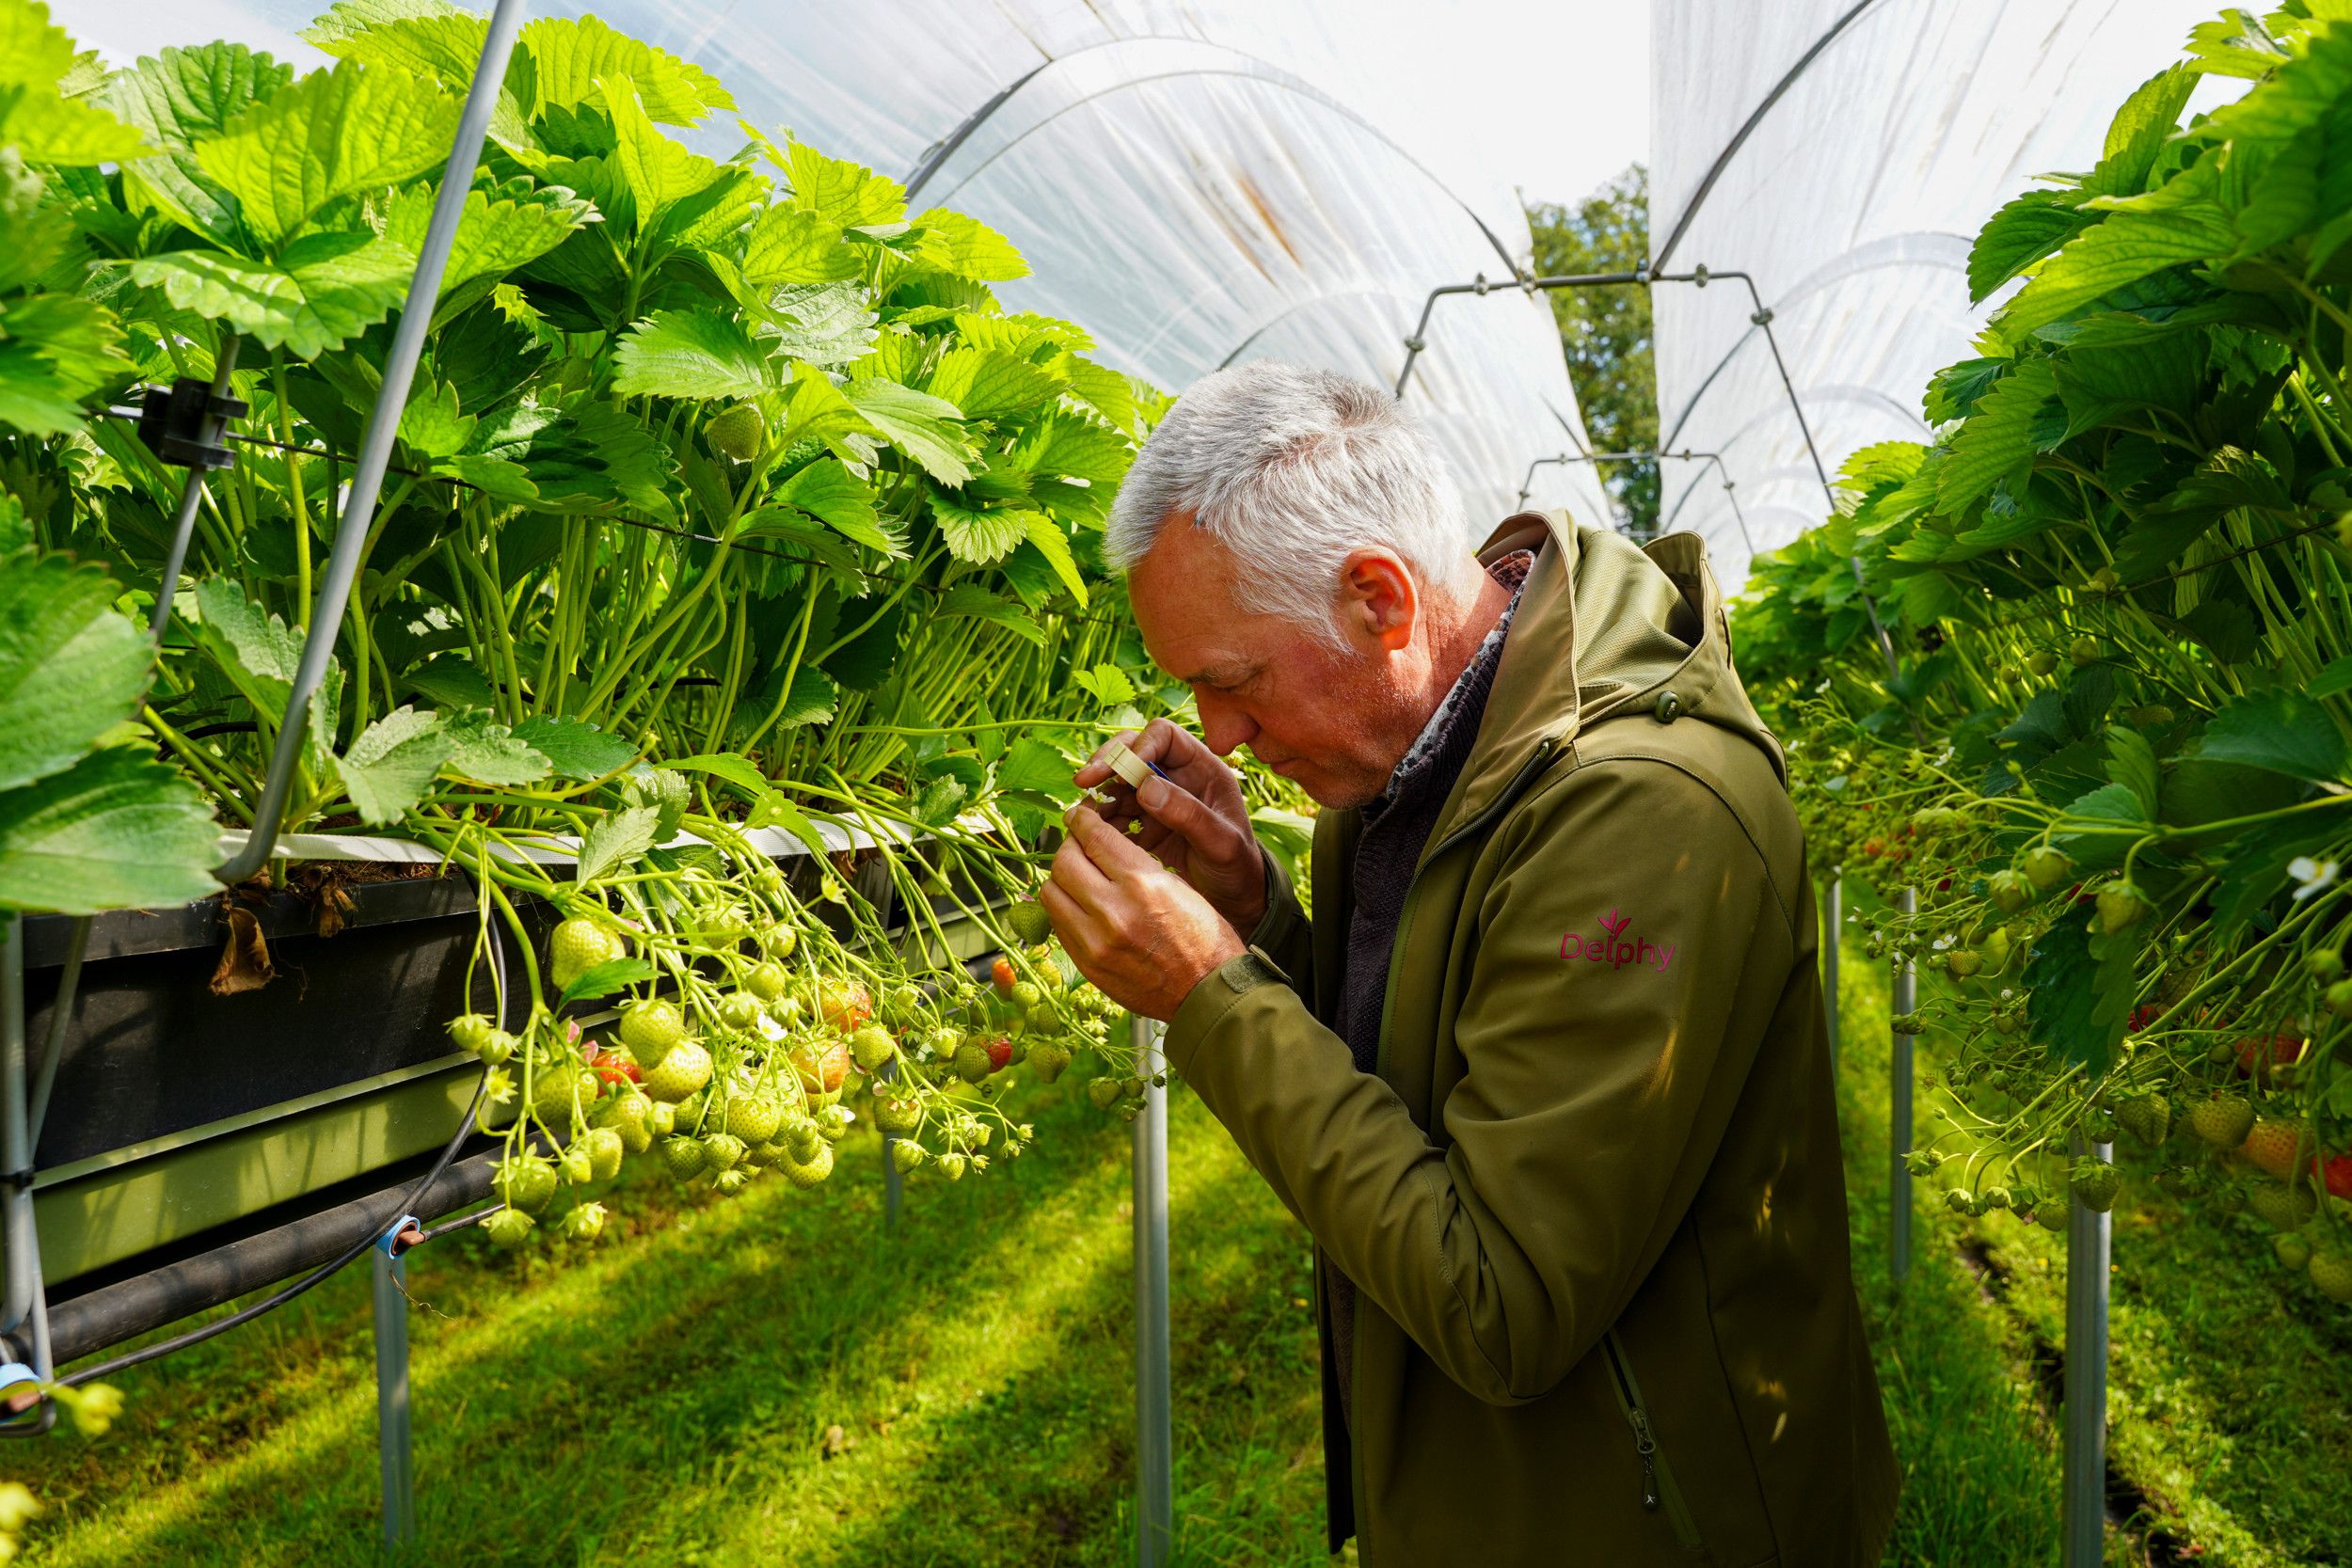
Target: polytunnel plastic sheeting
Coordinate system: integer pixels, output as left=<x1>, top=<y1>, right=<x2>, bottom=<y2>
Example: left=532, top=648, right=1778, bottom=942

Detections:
left=1649, top=0, right=2238, bottom=594
left=62, top=0, right=1613, bottom=538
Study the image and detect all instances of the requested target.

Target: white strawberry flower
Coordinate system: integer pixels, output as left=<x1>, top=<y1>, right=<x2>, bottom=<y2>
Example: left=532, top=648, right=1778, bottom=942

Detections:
left=2289, top=856, right=2339, bottom=901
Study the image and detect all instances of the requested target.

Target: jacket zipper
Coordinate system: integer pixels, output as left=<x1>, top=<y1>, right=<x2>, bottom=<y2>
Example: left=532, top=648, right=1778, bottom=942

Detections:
left=1601, top=1330, right=1704, bottom=1552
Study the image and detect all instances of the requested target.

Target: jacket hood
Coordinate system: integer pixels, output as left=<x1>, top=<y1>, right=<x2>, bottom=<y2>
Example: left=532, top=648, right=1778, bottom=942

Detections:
left=1435, top=510, right=1787, bottom=835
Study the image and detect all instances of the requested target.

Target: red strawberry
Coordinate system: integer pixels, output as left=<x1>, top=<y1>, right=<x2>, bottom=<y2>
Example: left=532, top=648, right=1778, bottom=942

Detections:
left=2325, top=1153, right=2352, bottom=1202
left=816, top=977, right=872, bottom=1032
left=986, top=1036, right=1014, bottom=1073
left=2127, top=1005, right=2162, bottom=1033
left=991, top=957, right=1018, bottom=994
left=2238, top=1117, right=2315, bottom=1180
left=2233, top=1032, right=2305, bottom=1085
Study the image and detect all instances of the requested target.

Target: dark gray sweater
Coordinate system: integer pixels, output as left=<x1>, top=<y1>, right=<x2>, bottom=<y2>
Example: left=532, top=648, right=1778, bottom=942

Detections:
left=1327, top=550, right=1530, bottom=1430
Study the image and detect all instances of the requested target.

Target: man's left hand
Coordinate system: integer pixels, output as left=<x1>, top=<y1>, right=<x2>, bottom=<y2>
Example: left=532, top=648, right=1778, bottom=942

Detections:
left=1041, top=804, right=1247, bottom=1022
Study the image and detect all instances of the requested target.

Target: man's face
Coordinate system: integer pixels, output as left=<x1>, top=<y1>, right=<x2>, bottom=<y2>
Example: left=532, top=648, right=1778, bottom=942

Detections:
left=1126, top=520, right=1427, bottom=810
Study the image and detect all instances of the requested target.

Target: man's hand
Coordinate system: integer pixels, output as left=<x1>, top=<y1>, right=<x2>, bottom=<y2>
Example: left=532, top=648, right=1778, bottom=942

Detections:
left=1042, top=803, right=1248, bottom=1022
left=1073, top=718, right=1267, bottom=933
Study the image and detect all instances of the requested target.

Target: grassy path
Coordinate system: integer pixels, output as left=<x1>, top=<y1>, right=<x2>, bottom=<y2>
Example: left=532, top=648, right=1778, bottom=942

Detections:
left=8, top=927, right=2349, bottom=1563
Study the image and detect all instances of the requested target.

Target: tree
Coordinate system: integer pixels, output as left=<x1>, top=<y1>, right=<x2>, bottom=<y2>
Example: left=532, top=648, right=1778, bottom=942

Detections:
left=1525, top=166, right=1657, bottom=538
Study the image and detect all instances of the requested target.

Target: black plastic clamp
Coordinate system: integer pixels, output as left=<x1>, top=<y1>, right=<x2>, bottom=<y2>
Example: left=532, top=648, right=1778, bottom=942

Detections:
left=136, top=378, right=249, bottom=470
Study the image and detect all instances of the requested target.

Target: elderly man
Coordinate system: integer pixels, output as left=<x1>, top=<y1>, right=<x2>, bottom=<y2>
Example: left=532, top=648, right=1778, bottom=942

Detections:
left=1041, top=362, right=1897, bottom=1566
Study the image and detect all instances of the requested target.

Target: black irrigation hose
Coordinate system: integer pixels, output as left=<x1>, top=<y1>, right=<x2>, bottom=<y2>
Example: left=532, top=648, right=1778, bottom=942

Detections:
left=47, top=913, right=508, bottom=1391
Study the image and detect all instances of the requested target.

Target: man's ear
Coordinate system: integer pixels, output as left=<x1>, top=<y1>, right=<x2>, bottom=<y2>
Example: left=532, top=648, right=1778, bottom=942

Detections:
left=1337, top=549, right=1418, bottom=653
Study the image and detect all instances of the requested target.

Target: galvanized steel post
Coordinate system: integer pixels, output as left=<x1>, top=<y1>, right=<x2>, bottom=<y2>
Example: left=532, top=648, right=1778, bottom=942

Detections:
left=1888, top=886, right=1915, bottom=1285
left=371, top=1245, right=415, bottom=1548
left=2063, top=1133, right=2112, bottom=1567
left=1823, top=875, right=1841, bottom=1074
left=1131, top=1014, right=1173, bottom=1567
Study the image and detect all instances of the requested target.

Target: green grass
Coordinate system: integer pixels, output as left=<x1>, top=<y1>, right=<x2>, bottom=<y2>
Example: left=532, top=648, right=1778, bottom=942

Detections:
left=8, top=934, right=2349, bottom=1565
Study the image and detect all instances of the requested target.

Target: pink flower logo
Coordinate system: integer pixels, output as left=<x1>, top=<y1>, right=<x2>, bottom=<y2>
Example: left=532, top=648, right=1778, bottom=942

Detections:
left=1598, top=908, right=1630, bottom=937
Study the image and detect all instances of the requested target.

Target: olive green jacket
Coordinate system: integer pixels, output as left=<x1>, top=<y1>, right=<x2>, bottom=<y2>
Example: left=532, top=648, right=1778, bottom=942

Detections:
left=1166, top=514, right=1898, bottom=1566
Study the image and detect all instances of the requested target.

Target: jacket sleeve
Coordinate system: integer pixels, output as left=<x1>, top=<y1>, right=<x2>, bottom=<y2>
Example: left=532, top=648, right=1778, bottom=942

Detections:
left=1246, top=846, right=1314, bottom=991
left=1163, top=758, right=1783, bottom=1406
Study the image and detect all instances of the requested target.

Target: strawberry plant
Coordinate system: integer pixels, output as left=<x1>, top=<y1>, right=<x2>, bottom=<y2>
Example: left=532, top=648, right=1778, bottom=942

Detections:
left=0, top=0, right=1195, bottom=1245
left=1739, top=7, right=2352, bottom=1306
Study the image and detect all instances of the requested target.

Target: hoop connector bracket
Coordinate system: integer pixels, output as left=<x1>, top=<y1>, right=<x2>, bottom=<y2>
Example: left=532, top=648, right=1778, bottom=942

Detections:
left=137, top=377, right=249, bottom=471
left=1750, top=306, right=1776, bottom=327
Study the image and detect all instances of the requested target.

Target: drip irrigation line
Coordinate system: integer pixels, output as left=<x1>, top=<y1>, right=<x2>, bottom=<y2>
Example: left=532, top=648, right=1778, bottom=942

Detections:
left=95, top=407, right=1137, bottom=636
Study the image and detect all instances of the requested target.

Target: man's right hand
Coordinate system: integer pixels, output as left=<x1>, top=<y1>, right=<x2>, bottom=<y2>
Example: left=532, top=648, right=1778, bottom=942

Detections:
left=1073, top=717, right=1268, bottom=934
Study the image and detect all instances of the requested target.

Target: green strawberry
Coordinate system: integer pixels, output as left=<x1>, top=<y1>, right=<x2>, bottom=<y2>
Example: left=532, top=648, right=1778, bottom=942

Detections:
left=759, top=923, right=800, bottom=959
left=745, top=961, right=789, bottom=1001
left=2113, top=1095, right=2170, bottom=1148
left=2026, top=649, right=2058, bottom=678
left=849, top=1024, right=898, bottom=1071
left=1088, top=1077, right=1123, bottom=1110
left=619, top=999, right=687, bottom=1065
left=2328, top=978, right=2352, bottom=1020
left=1944, top=1187, right=1972, bottom=1213
left=784, top=1113, right=822, bottom=1162
left=702, top=1132, right=747, bottom=1171
left=716, top=991, right=768, bottom=1033
left=557, top=1202, right=608, bottom=1243
left=891, top=1138, right=928, bottom=1172
left=2248, top=1180, right=2318, bottom=1231
left=581, top=1127, right=626, bottom=1181
left=2035, top=1202, right=2068, bottom=1232
left=2275, top=1232, right=2313, bottom=1271
left=2069, top=635, right=2100, bottom=667
left=816, top=1104, right=852, bottom=1142
left=2018, top=846, right=2073, bottom=891
left=871, top=1096, right=922, bottom=1135
left=705, top=403, right=767, bottom=462
left=642, top=1039, right=714, bottom=1103
left=2068, top=1158, right=2121, bottom=1212
left=1986, top=870, right=2033, bottom=914
left=550, top=918, right=624, bottom=989
left=2094, top=880, right=2148, bottom=934
left=660, top=1135, right=708, bottom=1180
left=954, top=1042, right=993, bottom=1085
left=1007, top=900, right=1053, bottom=944
left=712, top=1167, right=754, bottom=1197
left=596, top=1090, right=655, bottom=1153
left=1008, top=981, right=1043, bottom=1011
left=2188, top=1094, right=2255, bottom=1148
left=648, top=1100, right=677, bottom=1138
left=2306, top=948, right=2345, bottom=983
left=785, top=1141, right=835, bottom=1189
left=936, top=1151, right=967, bottom=1181
left=2309, top=1251, right=2352, bottom=1304
left=725, top=1094, right=783, bottom=1144
left=531, top=1062, right=597, bottom=1124
left=559, top=1142, right=596, bottom=1185
left=1027, top=1040, right=1073, bottom=1084
left=497, top=1154, right=558, bottom=1214
left=484, top=1208, right=536, bottom=1250
left=449, top=1013, right=514, bottom=1062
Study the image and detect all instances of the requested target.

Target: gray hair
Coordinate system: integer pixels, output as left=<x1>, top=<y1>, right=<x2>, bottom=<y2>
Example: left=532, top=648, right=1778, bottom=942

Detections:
left=1104, top=361, right=1480, bottom=643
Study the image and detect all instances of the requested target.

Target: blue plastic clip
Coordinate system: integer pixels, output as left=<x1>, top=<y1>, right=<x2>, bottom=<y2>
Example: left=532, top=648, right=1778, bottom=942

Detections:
left=0, top=1364, right=39, bottom=1394
left=376, top=1213, right=422, bottom=1258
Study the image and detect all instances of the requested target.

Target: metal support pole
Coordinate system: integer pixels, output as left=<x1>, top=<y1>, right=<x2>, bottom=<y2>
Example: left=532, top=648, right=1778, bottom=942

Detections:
left=372, top=1243, right=416, bottom=1550
left=1888, top=886, right=1915, bottom=1286
left=213, top=0, right=533, bottom=885
left=1823, top=875, right=1841, bottom=1075
left=1131, top=1014, right=1172, bottom=1568
left=2062, top=1133, right=2111, bottom=1568
left=148, top=337, right=242, bottom=643
left=1, top=919, right=29, bottom=1335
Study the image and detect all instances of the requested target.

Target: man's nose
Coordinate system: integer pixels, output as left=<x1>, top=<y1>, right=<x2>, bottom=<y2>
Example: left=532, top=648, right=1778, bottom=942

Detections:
left=1194, top=693, right=1256, bottom=756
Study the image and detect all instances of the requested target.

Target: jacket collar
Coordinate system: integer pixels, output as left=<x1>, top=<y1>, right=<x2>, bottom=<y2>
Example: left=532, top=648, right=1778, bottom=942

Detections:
left=1426, top=511, right=1785, bottom=843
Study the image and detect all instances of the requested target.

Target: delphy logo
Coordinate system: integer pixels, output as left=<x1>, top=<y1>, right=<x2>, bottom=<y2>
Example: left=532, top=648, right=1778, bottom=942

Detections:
left=1560, top=908, right=1676, bottom=974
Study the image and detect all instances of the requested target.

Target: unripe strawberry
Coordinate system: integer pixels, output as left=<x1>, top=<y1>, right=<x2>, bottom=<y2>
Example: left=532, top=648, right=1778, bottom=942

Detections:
left=1007, top=901, right=1053, bottom=944
left=954, top=1042, right=993, bottom=1084
left=642, top=1038, right=714, bottom=1103
left=581, top=1126, right=626, bottom=1181
left=497, top=1154, right=558, bottom=1214
left=2276, top=1232, right=2314, bottom=1271
left=712, top=1167, right=754, bottom=1196
left=745, top=961, right=789, bottom=1001
left=2306, top=948, right=2345, bottom=983
left=849, top=1025, right=898, bottom=1072
left=597, top=1090, right=654, bottom=1153
left=2238, top=1117, right=2314, bottom=1180
left=558, top=1142, right=596, bottom=1184
left=1027, top=1039, right=1073, bottom=1084
left=872, top=1096, right=922, bottom=1135
left=1987, top=870, right=2033, bottom=913
left=2112, top=1094, right=2169, bottom=1148
left=716, top=991, right=767, bottom=1033
left=786, top=1140, right=834, bottom=1189
left=701, top=1132, right=747, bottom=1172
left=891, top=1138, right=928, bottom=1172
left=758, top=923, right=799, bottom=959
left=1945, top=950, right=1982, bottom=979
left=705, top=404, right=767, bottom=461
left=815, top=1104, right=852, bottom=1142
left=2187, top=1093, right=2255, bottom=1148
left=2094, top=880, right=2148, bottom=934
left=2027, top=650, right=2058, bottom=678
left=557, top=1202, right=608, bottom=1243
left=550, top=918, right=624, bottom=989
left=2068, top=1158, right=2121, bottom=1212
left=619, top=999, right=687, bottom=1066
left=936, top=1151, right=967, bottom=1181
left=2327, top=978, right=2352, bottom=1020
left=1087, top=1076, right=1123, bottom=1110
left=2018, top=846, right=2072, bottom=891
left=660, top=1135, right=707, bottom=1180
left=725, top=1093, right=783, bottom=1144
left=2068, top=635, right=2100, bottom=667
left=2248, top=1180, right=2317, bottom=1231
left=484, top=1208, right=537, bottom=1250
left=2310, top=1250, right=2352, bottom=1303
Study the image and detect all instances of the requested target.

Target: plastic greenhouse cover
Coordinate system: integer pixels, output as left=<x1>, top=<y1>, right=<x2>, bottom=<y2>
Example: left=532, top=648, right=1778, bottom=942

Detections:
left=1649, top=0, right=2243, bottom=593
left=62, top=0, right=1614, bottom=540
